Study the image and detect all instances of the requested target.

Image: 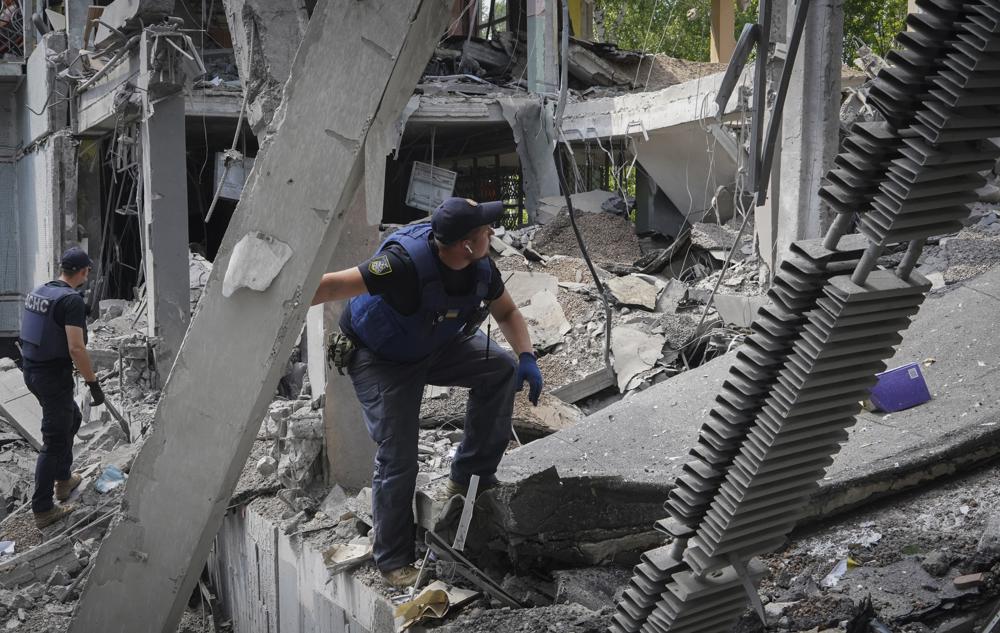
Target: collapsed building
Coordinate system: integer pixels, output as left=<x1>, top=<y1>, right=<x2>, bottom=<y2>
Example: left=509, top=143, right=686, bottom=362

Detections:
left=0, top=0, right=1000, bottom=632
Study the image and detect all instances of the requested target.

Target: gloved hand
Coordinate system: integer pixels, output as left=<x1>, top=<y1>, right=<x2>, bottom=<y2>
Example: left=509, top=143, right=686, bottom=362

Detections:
left=86, top=380, right=105, bottom=406
left=516, top=352, right=543, bottom=406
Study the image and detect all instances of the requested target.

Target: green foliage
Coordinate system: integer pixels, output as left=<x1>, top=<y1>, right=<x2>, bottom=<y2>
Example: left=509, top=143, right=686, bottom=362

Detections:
left=594, top=0, right=757, bottom=62
left=592, top=0, right=909, bottom=66
left=842, top=0, right=908, bottom=63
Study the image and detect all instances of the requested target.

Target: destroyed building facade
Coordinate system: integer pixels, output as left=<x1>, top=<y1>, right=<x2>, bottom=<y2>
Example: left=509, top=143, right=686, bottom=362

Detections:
left=2, top=0, right=1000, bottom=632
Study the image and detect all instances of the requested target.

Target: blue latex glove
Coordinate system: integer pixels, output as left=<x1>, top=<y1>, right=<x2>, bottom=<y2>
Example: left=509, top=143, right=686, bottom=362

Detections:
left=516, top=352, right=543, bottom=405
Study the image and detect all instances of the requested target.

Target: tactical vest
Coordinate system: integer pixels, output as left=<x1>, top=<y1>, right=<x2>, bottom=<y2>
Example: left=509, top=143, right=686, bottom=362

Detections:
left=347, top=223, right=491, bottom=363
left=19, top=283, right=83, bottom=363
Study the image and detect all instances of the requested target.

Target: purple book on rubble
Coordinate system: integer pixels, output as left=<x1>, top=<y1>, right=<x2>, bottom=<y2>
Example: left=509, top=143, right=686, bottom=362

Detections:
left=868, top=362, right=931, bottom=413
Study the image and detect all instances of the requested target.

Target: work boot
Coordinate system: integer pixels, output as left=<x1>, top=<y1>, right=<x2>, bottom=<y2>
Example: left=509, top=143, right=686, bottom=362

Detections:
left=54, top=473, right=82, bottom=502
left=381, top=565, right=421, bottom=589
left=33, top=504, right=75, bottom=529
left=444, top=476, right=499, bottom=499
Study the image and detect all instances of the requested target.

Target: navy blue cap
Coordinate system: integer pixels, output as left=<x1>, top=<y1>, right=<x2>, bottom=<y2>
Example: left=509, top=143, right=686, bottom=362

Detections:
left=60, top=246, right=93, bottom=271
left=431, top=197, right=504, bottom=244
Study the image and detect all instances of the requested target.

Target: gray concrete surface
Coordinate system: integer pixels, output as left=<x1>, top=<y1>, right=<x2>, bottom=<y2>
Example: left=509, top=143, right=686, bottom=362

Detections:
left=495, top=265, right=1000, bottom=563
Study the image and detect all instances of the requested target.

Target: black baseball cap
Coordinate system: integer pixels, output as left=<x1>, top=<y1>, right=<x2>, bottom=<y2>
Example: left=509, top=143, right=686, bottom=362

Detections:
left=431, top=197, right=504, bottom=244
left=60, top=246, right=93, bottom=271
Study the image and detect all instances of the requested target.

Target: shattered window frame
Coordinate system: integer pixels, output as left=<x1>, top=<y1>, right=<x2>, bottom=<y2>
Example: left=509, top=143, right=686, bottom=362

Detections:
left=477, top=0, right=508, bottom=40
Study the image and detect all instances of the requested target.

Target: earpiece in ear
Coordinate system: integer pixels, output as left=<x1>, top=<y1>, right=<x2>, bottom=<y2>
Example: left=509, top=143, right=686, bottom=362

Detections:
left=465, top=244, right=474, bottom=254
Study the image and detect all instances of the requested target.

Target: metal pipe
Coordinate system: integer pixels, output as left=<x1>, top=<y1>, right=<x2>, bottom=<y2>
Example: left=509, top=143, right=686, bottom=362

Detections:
left=823, top=212, right=853, bottom=250
left=756, top=0, right=812, bottom=204
left=851, top=242, right=883, bottom=286
left=746, top=0, right=772, bottom=189
left=896, top=238, right=925, bottom=280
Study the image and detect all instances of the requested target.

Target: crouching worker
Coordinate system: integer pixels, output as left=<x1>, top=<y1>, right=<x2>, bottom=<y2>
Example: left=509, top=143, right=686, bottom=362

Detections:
left=311, top=198, right=543, bottom=588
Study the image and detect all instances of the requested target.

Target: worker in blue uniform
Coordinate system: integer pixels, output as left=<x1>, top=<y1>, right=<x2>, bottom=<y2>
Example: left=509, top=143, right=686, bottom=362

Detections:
left=19, top=247, right=104, bottom=529
left=311, top=197, right=543, bottom=588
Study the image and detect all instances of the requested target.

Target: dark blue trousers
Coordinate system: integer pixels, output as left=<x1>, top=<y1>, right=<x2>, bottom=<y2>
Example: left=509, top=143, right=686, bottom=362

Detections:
left=23, top=366, right=81, bottom=513
left=348, top=331, right=517, bottom=572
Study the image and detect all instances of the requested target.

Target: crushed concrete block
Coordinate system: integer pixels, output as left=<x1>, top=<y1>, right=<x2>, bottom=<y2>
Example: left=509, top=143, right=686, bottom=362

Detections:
left=552, top=566, right=630, bottom=610
left=515, top=395, right=582, bottom=436
left=505, top=272, right=559, bottom=307
left=287, top=407, right=323, bottom=439
left=320, top=484, right=348, bottom=518
left=44, top=567, right=70, bottom=587
left=655, top=279, right=688, bottom=313
left=0, top=537, right=81, bottom=590
left=519, top=291, right=571, bottom=350
left=611, top=326, right=663, bottom=392
left=606, top=275, right=659, bottom=311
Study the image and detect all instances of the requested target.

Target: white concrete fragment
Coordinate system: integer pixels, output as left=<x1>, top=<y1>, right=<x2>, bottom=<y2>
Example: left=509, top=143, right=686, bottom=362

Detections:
left=505, top=271, right=559, bottom=307
left=606, top=275, right=659, bottom=311
left=519, top=291, right=571, bottom=349
left=322, top=543, right=373, bottom=574
left=222, top=232, right=294, bottom=298
left=611, top=326, right=664, bottom=392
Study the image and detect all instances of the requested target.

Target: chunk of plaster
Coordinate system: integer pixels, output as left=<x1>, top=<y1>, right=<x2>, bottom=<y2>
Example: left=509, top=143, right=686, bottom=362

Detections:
left=222, top=232, right=294, bottom=298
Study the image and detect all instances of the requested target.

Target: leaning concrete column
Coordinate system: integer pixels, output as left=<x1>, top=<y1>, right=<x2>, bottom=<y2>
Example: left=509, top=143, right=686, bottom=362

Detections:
left=527, top=0, right=559, bottom=94
left=774, top=0, right=843, bottom=261
left=68, top=2, right=453, bottom=632
left=323, top=184, right=379, bottom=490
left=138, top=33, right=190, bottom=366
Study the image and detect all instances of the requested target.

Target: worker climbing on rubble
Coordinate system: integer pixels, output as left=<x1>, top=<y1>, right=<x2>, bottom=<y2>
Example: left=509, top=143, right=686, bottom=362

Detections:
left=19, top=247, right=103, bottom=529
left=311, top=197, right=543, bottom=588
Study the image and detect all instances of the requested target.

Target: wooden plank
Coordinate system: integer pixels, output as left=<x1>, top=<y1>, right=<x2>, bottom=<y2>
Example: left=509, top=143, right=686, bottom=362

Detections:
left=551, top=367, right=616, bottom=404
left=0, top=368, right=43, bottom=451
left=69, top=1, right=455, bottom=632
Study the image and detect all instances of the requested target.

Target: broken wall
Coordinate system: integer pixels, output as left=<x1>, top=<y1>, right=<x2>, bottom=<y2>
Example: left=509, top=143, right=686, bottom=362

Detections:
left=634, top=122, right=738, bottom=226
left=222, top=0, right=309, bottom=137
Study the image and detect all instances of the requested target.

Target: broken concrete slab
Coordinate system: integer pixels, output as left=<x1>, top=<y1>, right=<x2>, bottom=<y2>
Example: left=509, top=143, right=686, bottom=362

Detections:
left=610, top=326, right=662, bottom=392
left=0, top=537, right=80, bottom=590
left=504, top=271, right=559, bottom=307
left=519, top=291, right=571, bottom=350
left=94, top=0, right=175, bottom=46
left=494, top=265, right=1000, bottom=565
left=0, top=368, right=42, bottom=452
left=655, top=279, right=688, bottom=313
left=605, top=275, right=659, bottom=311
left=713, top=293, right=769, bottom=328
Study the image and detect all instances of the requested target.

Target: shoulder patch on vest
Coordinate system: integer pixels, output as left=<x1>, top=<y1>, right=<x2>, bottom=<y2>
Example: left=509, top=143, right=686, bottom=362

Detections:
left=368, top=255, right=393, bottom=276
